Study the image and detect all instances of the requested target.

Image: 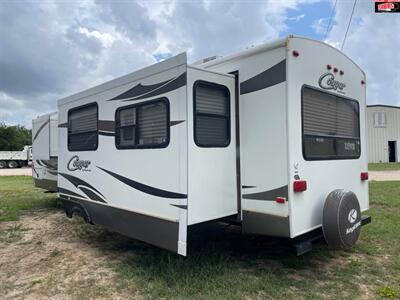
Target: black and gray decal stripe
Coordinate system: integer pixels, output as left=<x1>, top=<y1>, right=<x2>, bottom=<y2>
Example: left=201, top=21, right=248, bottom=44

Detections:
left=58, top=172, right=106, bottom=202
left=58, top=123, right=68, bottom=128
left=58, top=187, right=85, bottom=199
left=242, top=185, right=256, bottom=189
left=108, top=72, right=186, bottom=102
left=170, top=120, right=185, bottom=126
left=99, top=131, right=115, bottom=136
left=240, top=60, right=286, bottom=95
left=98, top=120, right=114, bottom=132
left=38, top=160, right=57, bottom=170
left=33, top=119, right=50, bottom=142
left=243, top=185, right=288, bottom=201
left=170, top=204, right=187, bottom=209
left=97, top=166, right=187, bottom=199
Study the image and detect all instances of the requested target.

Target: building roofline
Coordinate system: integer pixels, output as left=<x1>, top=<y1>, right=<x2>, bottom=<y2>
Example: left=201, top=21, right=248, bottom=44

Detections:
left=367, top=104, right=400, bottom=109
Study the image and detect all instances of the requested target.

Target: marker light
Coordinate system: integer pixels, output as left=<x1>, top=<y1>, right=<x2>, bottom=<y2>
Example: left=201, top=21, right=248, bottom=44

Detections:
left=293, top=180, right=307, bottom=192
left=361, top=80, right=365, bottom=85
left=327, top=64, right=332, bottom=70
left=339, top=70, right=344, bottom=75
left=275, top=197, right=286, bottom=204
left=361, top=172, right=369, bottom=181
left=333, top=67, right=338, bottom=73
left=292, top=50, right=299, bottom=57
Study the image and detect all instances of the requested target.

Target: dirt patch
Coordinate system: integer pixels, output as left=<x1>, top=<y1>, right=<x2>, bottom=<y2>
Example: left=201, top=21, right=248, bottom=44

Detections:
left=0, top=211, right=136, bottom=299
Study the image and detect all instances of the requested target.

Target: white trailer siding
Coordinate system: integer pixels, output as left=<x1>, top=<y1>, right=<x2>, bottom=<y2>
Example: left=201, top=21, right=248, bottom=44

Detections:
left=367, top=105, right=400, bottom=163
left=286, top=37, right=368, bottom=237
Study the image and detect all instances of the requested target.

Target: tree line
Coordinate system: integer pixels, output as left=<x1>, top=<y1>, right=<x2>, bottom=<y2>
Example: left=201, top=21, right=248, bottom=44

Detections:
left=0, top=123, right=32, bottom=151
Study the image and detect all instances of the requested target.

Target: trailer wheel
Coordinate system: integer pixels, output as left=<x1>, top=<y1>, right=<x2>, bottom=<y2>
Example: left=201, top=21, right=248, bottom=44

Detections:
left=322, top=189, right=362, bottom=249
left=0, top=161, right=6, bottom=169
left=7, top=161, right=18, bottom=168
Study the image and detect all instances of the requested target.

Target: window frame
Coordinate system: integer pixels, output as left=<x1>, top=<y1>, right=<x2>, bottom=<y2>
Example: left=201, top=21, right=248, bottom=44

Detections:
left=114, top=97, right=170, bottom=150
left=67, top=102, right=99, bottom=152
left=193, top=80, right=231, bottom=148
left=301, top=84, right=361, bottom=161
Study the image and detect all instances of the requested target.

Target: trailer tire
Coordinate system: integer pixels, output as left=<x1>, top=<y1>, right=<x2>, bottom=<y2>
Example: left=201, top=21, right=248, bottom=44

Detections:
left=322, top=189, right=362, bottom=249
left=7, top=161, right=18, bottom=168
left=0, top=161, right=6, bottom=169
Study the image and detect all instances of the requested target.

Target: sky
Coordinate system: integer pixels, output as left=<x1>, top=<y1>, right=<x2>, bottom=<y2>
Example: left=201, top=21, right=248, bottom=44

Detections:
left=0, top=0, right=399, bottom=128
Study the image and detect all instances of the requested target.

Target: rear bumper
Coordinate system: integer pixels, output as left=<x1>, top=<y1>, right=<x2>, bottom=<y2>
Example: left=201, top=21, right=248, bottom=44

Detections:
left=294, top=214, right=371, bottom=255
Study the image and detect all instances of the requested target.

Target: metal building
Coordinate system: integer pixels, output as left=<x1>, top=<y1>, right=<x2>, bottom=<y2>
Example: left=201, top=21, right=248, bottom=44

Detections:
left=367, top=105, right=400, bottom=163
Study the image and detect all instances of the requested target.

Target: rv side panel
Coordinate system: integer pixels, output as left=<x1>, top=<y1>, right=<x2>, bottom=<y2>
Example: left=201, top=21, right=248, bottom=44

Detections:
left=58, top=54, right=189, bottom=255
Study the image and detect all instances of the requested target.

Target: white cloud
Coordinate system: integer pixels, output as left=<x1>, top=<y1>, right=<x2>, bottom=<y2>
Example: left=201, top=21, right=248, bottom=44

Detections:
left=289, top=14, right=306, bottom=22
left=312, top=17, right=328, bottom=35
left=325, top=0, right=400, bottom=106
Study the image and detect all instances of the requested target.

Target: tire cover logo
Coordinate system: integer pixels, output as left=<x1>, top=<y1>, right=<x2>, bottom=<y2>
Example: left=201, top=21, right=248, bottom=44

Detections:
left=67, top=155, right=91, bottom=171
left=348, top=209, right=358, bottom=224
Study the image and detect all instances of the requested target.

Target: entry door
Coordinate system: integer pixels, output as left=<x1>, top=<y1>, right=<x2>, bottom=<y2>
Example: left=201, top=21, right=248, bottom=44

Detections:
left=187, top=67, right=237, bottom=225
left=389, top=141, right=396, bottom=162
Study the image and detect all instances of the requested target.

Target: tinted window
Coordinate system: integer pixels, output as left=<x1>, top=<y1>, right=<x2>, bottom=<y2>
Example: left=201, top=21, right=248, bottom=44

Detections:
left=68, top=103, right=98, bottom=151
left=302, top=87, right=360, bottom=160
left=194, top=81, right=230, bottom=147
left=115, top=99, right=169, bottom=149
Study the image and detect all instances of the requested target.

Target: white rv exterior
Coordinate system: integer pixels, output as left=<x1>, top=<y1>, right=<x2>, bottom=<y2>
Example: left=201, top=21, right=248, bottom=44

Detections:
left=55, top=36, right=369, bottom=256
left=32, top=112, right=58, bottom=192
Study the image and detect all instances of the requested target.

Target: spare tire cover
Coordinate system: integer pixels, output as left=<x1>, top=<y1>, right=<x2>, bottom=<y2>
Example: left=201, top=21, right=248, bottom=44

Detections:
left=322, top=189, right=362, bottom=249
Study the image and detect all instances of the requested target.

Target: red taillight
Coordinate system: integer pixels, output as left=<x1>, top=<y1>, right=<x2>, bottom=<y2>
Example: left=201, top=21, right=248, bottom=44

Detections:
left=292, top=50, right=299, bottom=57
left=361, top=172, right=369, bottom=181
left=293, top=180, right=307, bottom=192
left=275, top=197, right=286, bottom=204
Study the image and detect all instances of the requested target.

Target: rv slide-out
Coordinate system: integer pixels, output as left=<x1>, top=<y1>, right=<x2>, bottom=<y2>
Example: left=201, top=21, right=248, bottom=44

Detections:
left=32, top=112, right=58, bottom=192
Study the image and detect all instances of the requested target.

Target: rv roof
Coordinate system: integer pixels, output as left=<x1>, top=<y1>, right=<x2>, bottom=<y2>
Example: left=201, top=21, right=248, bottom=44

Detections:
left=200, top=35, right=364, bottom=75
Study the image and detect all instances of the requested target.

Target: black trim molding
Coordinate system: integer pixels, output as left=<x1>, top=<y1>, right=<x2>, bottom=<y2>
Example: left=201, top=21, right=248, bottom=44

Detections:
left=242, top=210, right=290, bottom=237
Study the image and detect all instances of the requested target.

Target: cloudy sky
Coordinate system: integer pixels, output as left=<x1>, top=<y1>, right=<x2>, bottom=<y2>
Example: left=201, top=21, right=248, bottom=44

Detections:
left=0, top=0, right=399, bottom=127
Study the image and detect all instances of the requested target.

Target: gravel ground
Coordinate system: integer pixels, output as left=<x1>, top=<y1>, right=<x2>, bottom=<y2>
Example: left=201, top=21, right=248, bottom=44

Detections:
left=0, top=168, right=32, bottom=176
left=369, top=170, right=400, bottom=181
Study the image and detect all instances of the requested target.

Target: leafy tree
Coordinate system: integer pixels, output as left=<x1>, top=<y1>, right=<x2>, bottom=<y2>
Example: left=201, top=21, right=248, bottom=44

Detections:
left=0, top=123, right=32, bottom=151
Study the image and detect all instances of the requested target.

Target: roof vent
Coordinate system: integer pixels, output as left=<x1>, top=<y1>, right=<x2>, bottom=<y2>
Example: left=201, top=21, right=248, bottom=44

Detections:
left=191, top=55, right=221, bottom=66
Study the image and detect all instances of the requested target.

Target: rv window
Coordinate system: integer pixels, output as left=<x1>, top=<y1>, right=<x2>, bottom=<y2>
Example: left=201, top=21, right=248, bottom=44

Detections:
left=68, top=103, right=98, bottom=151
left=115, top=98, right=169, bottom=149
left=302, top=86, right=360, bottom=160
left=193, top=81, right=230, bottom=147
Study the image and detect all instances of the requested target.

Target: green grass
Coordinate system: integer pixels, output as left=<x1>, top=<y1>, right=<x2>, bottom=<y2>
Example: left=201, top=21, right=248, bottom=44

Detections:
left=369, top=163, right=400, bottom=171
left=0, top=176, right=399, bottom=299
left=0, top=176, right=58, bottom=221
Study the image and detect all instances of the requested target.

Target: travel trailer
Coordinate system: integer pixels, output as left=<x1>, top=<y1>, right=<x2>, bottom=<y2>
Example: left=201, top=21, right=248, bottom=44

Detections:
left=52, top=36, right=370, bottom=256
left=32, top=112, right=58, bottom=192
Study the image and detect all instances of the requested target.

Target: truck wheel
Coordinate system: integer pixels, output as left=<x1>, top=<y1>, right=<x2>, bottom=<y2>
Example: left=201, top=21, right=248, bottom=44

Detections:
left=7, top=161, right=18, bottom=168
left=0, top=161, right=6, bottom=169
left=322, top=189, right=362, bottom=249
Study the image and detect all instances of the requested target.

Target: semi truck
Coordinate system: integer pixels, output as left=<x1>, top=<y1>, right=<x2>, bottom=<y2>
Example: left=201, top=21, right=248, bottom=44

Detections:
left=0, top=145, right=32, bottom=168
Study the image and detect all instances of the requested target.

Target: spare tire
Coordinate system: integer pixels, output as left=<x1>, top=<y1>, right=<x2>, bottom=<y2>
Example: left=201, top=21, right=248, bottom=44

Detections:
left=322, top=189, right=362, bottom=249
